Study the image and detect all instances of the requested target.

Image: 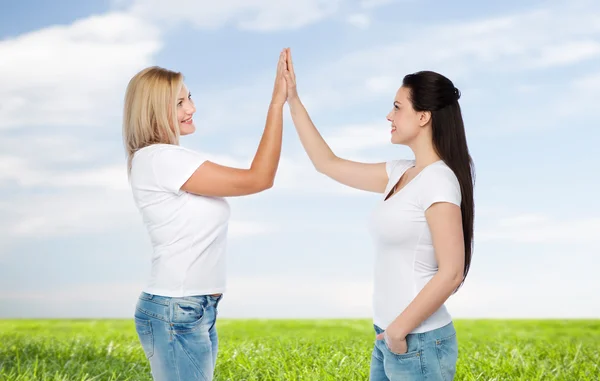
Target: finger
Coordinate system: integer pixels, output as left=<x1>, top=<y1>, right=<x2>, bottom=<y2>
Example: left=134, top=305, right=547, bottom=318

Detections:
left=277, top=52, right=285, bottom=75
left=280, top=51, right=287, bottom=72
left=376, top=333, right=384, bottom=340
left=287, top=48, right=296, bottom=79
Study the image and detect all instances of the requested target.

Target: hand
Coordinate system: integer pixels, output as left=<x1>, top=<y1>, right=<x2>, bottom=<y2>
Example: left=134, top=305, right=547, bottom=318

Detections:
left=376, top=326, right=408, bottom=355
left=283, top=48, right=298, bottom=101
left=271, top=49, right=287, bottom=106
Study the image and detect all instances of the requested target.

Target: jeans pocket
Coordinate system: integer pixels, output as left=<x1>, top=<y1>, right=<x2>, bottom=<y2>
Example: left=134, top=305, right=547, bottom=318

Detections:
left=134, top=316, right=154, bottom=359
left=435, top=333, right=458, bottom=381
left=171, top=300, right=206, bottom=333
left=384, top=334, right=421, bottom=359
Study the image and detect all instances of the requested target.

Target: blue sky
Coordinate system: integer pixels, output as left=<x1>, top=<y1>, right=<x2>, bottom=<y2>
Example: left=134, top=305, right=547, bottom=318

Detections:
left=0, top=0, right=598, bottom=319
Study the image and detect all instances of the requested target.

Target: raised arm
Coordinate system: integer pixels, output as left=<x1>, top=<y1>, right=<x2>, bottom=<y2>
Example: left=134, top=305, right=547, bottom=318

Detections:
left=181, top=50, right=287, bottom=197
left=283, top=48, right=388, bottom=193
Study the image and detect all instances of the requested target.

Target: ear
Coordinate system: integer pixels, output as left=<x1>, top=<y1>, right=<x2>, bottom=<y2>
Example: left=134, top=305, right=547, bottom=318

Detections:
left=418, top=111, right=431, bottom=127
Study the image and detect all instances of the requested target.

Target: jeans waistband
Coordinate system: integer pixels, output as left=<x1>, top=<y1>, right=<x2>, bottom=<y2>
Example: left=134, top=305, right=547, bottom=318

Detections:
left=139, top=292, right=223, bottom=308
left=374, top=321, right=455, bottom=341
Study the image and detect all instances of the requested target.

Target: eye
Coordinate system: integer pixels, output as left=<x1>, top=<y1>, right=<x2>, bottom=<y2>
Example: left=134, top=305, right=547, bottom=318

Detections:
left=177, top=101, right=183, bottom=107
left=394, top=104, right=399, bottom=110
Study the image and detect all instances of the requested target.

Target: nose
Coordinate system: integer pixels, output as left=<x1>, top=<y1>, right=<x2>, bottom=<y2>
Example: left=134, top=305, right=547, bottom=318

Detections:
left=185, top=103, right=196, bottom=116
left=386, top=110, right=393, bottom=122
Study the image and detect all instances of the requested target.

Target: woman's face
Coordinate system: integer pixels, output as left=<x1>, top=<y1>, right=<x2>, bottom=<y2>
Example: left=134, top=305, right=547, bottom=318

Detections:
left=386, top=86, right=425, bottom=145
left=177, top=84, right=196, bottom=136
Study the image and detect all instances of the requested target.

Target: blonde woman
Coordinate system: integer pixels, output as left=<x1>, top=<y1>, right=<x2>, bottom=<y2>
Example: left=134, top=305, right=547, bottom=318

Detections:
left=122, top=49, right=288, bottom=381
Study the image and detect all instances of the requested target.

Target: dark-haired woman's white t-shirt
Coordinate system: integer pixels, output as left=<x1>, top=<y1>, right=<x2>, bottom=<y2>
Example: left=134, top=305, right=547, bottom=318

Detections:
left=369, top=160, right=461, bottom=333
left=129, top=144, right=230, bottom=297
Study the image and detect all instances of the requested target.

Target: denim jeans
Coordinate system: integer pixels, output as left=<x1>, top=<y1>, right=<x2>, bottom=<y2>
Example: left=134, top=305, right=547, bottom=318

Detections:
left=134, top=292, right=223, bottom=381
left=370, top=321, right=458, bottom=381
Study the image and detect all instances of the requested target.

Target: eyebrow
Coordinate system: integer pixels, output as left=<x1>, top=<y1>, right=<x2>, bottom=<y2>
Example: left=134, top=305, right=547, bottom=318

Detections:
left=178, top=92, right=191, bottom=101
left=394, top=101, right=401, bottom=105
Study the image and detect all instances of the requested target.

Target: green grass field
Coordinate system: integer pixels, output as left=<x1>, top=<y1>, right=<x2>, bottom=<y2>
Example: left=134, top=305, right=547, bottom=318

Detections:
left=0, top=319, right=598, bottom=380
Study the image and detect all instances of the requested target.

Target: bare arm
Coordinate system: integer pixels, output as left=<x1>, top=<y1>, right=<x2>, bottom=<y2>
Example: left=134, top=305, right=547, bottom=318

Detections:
left=181, top=50, right=287, bottom=197
left=284, top=48, right=388, bottom=193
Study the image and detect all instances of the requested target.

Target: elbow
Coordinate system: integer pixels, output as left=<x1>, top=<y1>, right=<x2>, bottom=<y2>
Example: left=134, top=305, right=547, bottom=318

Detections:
left=253, top=177, right=274, bottom=192
left=314, top=163, right=325, bottom=174
left=440, top=268, right=464, bottom=290
left=314, top=155, right=337, bottom=174
left=450, top=270, right=464, bottom=289
left=246, top=169, right=275, bottom=193
left=262, top=178, right=275, bottom=191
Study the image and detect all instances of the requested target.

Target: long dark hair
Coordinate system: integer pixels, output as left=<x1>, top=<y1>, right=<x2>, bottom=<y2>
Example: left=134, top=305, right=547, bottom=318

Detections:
left=403, top=71, right=474, bottom=289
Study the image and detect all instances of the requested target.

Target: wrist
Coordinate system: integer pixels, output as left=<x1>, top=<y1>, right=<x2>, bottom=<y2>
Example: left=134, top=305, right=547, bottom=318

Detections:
left=388, top=322, right=409, bottom=339
left=269, top=100, right=285, bottom=108
left=287, top=96, right=301, bottom=108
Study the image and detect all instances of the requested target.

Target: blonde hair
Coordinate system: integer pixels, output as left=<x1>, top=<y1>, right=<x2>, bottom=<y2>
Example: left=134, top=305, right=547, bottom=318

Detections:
left=122, top=66, right=184, bottom=174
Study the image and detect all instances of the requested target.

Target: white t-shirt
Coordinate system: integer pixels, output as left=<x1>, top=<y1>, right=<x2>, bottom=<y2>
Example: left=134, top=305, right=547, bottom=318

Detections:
left=129, top=143, right=230, bottom=297
left=369, top=159, right=461, bottom=333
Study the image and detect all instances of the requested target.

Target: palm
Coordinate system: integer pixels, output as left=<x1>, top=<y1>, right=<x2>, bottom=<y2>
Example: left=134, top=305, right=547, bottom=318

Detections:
left=284, top=48, right=298, bottom=100
left=272, top=50, right=287, bottom=104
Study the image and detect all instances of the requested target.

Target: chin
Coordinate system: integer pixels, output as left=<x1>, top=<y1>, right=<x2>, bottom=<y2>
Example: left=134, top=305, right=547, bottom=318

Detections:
left=390, top=135, right=404, bottom=145
left=179, top=125, right=196, bottom=136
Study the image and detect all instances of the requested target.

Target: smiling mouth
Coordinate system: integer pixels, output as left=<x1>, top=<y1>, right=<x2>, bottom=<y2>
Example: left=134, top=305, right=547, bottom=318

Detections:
left=181, top=118, right=193, bottom=124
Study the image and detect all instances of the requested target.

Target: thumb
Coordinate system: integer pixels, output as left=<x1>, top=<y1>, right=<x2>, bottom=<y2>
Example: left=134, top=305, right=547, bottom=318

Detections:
left=376, top=332, right=385, bottom=340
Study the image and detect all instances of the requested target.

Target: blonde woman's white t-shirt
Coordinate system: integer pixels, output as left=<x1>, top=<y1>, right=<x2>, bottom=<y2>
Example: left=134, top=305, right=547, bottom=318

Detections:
left=369, top=160, right=461, bottom=333
left=129, top=144, right=230, bottom=297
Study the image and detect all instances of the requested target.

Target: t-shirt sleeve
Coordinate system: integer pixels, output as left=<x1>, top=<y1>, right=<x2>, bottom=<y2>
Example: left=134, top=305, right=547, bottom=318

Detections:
left=385, top=159, right=414, bottom=194
left=386, top=159, right=413, bottom=178
left=151, top=145, right=206, bottom=193
left=418, top=166, right=462, bottom=210
left=385, top=160, right=400, bottom=178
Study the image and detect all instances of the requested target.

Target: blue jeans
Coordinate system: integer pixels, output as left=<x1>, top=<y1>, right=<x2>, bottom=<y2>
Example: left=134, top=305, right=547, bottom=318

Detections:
left=370, top=322, right=458, bottom=381
left=134, top=292, right=223, bottom=381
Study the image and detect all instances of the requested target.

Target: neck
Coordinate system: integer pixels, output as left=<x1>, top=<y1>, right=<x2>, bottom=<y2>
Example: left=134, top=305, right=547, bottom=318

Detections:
left=409, top=134, right=441, bottom=169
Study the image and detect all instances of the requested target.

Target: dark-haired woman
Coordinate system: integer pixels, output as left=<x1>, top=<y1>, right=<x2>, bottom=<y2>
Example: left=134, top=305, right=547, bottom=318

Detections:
left=282, top=48, right=474, bottom=381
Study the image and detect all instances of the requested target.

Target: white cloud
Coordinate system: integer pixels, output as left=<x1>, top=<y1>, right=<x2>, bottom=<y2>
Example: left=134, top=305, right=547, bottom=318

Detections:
left=347, top=13, right=371, bottom=29
left=128, top=0, right=344, bottom=31
left=268, top=120, right=397, bottom=195
left=447, top=275, right=600, bottom=318
left=573, top=71, right=600, bottom=90
left=477, top=213, right=600, bottom=245
left=556, top=70, right=600, bottom=118
left=295, top=2, right=600, bottom=116
left=528, top=40, right=600, bottom=68
left=0, top=151, right=129, bottom=190
left=0, top=282, right=144, bottom=318
left=220, top=276, right=373, bottom=318
left=0, top=154, right=129, bottom=190
left=0, top=12, right=161, bottom=129
left=324, top=122, right=390, bottom=154
left=0, top=189, right=139, bottom=239
left=272, top=156, right=370, bottom=196
left=364, top=76, right=397, bottom=94
left=359, top=0, right=398, bottom=9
